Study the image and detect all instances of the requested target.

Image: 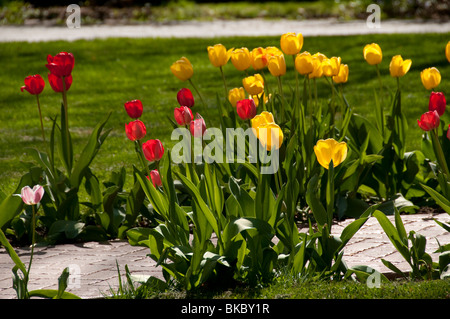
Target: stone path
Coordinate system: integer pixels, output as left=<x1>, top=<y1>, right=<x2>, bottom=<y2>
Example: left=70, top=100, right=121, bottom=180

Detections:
left=1, top=213, right=449, bottom=299
left=0, top=18, right=449, bottom=42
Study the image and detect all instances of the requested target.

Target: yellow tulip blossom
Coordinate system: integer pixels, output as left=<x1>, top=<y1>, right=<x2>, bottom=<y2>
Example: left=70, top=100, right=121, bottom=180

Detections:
left=363, top=43, right=382, bottom=65
left=228, top=87, right=246, bottom=107
left=322, top=57, right=341, bottom=77
left=207, top=44, right=234, bottom=68
left=312, top=52, right=327, bottom=62
left=231, top=47, right=252, bottom=71
left=250, top=92, right=270, bottom=108
left=266, top=46, right=283, bottom=58
left=280, top=32, right=304, bottom=55
left=332, top=64, right=349, bottom=84
left=389, top=55, right=412, bottom=78
left=268, top=53, right=286, bottom=77
left=170, top=57, right=194, bottom=81
left=446, top=41, right=450, bottom=63
left=420, top=67, right=441, bottom=90
left=251, top=47, right=268, bottom=70
left=295, top=51, right=314, bottom=75
left=243, top=73, right=265, bottom=96
left=314, top=138, right=348, bottom=169
left=308, top=55, right=324, bottom=79
left=251, top=111, right=283, bottom=151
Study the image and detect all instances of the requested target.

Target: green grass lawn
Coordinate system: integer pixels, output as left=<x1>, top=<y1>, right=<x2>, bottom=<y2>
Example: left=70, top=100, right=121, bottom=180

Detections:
left=1, top=32, right=449, bottom=195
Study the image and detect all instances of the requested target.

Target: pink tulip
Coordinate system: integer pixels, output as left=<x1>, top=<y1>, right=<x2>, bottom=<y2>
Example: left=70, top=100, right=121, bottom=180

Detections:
left=17, top=185, right=44, bottom=205
left=147, top=170, right=162, bottom=187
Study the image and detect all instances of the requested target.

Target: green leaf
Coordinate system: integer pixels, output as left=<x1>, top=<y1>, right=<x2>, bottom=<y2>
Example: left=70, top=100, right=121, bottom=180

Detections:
left=0, top=229, right=27, bottom=276
left=56, top=267, right=70, bottom=299
left=28, top=289, right=81, bottom=299
left=306, top=174, right=327, bottom=228
left=346, top=265, right=389, bottom=285
left=381, top=259, right=408, bottom=278
left=70, top=112, right=111, bottom=188
left=421, top=183, right=450, bottom=214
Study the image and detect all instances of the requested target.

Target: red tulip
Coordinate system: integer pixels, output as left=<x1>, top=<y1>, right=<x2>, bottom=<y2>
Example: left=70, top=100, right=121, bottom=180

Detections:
left=142, top=139, right=164, bottom=162
left=428, top=92, right=446, bottom=116
left=124, top=100, right=143, bottom=119
left=21, top=74, right=45, bottom=95
left=190, top=114, right=207, bottom=137
left=174, top=106, right=193, bottom=126
left=417, top=110, right=440, bottom=131
left=147, top=170, right=162, bottom=187
left=177, top=88, right=194, bottom=107
left=48, top=73, right=72, bottom=92
left=46, top=52, right=75, bottom=78
left=125, top=120, right=147, bottom=141
left=236, top=99, right=257, bottom=120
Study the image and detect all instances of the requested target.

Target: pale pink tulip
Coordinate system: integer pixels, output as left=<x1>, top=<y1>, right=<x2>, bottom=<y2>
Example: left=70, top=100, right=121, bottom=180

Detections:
left=17, top=185, right=44, bottom=205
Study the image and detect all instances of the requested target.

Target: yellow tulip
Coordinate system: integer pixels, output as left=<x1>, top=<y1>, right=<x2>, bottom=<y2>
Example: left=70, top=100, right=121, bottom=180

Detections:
left=250, top=92, right=270, bottom=107
left=314, top=138, right=348, bottom=169
left=228, top=87, right=246, bottom=107
left=251, top=47, right=268, bottom=70
left=243, top=73, right=265, bottom=96
left=207, top=44, right=234, bottom=68
left=170, top=57, right=193, bottom=81
left=446, top=41, right=450, bottom=63
left=268, top=54, right=286, bottom=77
left=332, top=64, right=349, bottom=84
left=322, top=57, right=341, bottom=77
left=266, top=46, right=283, bottom=58
left=389, top=55, right=412, bottom=77
left=295, top=51, right=314, bottom=75
left=312, top=52, right=327, bottom=62
left=251, top=112, right=283, bottom=151
left=308, top=55, right=323, bottom=79
left=231, top=47, right=251, bottom=71
left=363, top=43, right=382, bottom=65
left=280, top=32, right=304, bottom=55
left=420, top=67, right=441, bottom=90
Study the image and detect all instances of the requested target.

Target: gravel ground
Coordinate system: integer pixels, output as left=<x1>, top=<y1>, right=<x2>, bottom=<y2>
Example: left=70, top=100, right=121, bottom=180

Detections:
left=0, top=18, right=449, bottom=42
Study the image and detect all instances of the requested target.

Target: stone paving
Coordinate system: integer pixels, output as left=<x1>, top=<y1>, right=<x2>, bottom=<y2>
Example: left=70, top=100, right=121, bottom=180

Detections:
left=1, top=213, right=449, bottom=299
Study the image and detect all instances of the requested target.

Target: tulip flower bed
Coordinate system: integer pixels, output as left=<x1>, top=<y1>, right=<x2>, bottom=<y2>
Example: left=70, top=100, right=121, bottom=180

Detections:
left=1, top=32, right=450, bottom=298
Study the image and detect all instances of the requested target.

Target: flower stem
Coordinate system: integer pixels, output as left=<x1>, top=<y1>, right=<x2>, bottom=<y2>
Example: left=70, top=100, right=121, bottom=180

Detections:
left=219, top=66, right=228, bottom=99
left=35, top=95, right=46, bottom=143
left=136, top=139, right=151, bottom=178
left=27, top=205, right=37, bottom=278
left=277, top=76, right=285, bottom=123
left=431, top=128, right=450, bottom=178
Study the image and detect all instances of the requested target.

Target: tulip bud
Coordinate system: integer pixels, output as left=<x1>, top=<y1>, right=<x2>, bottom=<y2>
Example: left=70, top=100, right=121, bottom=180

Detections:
left=389, top=55, right=412, bottom=78
left=333, top=64, right=349, bottom=84
left=242, top=74, right=265, bottom=96
left=147, top=170, right=162, bottom=187
left=250, top=47, right=268, bottom=70
left=428, top=92, right=446, bottom=116
left=190, top=114, right=207, bottom=138
left=21, top=75, right=45, bottom=95
left=295, top=51, right=314, bottom=75
left=142, top=139, right=165, bottom=162
left=177, top=88, right=194, bottom=107
left=267, top=54, right=286, bottom=77
left=16, top=185, right=44, bottom=206
left=124, top=99, right=143, bottom=119
left=170, top=57, right=193, bottom=82
left=207, top=44, right=233, bottom=68
left=228, top=87, right=246, bottom=107
left=236, top=99, right=257, bottom=120
left=363, top=43, right=382, bottom=65
left=231, top=48, right=251, bottom=71
left=174, top=106, right=193, bottom=126
left=420, top=67, right=441, bottom=90
left=417, top=110, right=440, bottom=131
left=125, top=120, right=147, bottom=141
left=314, top=139, right=348, bottom=169
left=46, top=52, right=75, bottom=78
left=48, top=73, right=73, bottom=93
left=280, top=32, right=303, bottom=56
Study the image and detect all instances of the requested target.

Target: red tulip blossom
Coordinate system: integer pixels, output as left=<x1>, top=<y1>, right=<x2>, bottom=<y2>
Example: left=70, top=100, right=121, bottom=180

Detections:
left=124, top=100, right=143, bottom=119
left=190, top=114, right=207, bottom=138
left=428, top=92, right=446, bottom=116
left=125, top=120, right=147, bottom=141
left=142, top=139, right=164, bottom=162
left=48, top=73, right=73, bottom=93
left=147, top=169, right=163, bottom=187
left=174, top=106, right=193, bottom=126
left=177, top=88, right=194, bottom=107
left=236, top=99, right=257, bottom=120
left=417, top=110, right=440, bottom=131
left=46, top=52, right=75, bottom=78
left=21, top=75, right=45, bottom=95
